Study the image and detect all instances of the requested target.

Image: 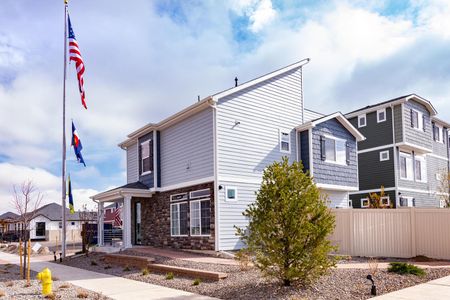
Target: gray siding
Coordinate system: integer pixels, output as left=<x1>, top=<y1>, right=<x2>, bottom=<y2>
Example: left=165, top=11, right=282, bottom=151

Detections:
left=350, top=190, right=397, bottom=208
left=216, top=67, right=304, bottom=250
left=397, top=189, right=440, bottom=207
left=358, top=147, right=395, bottom=190
left=403, top=100, right=432, bottom=150
left=304, top=108, right=324, bottom=122
left=394, top=104, right=403, bottom=143
left=427, top=155, right=449, bottom=192
left=126, top=143, right=138, bottom=183
left=312, top=119, right=358, bottom=187
left=349, top=108, right=393, bottom=151
left=160, top=107, right=214, bottom=187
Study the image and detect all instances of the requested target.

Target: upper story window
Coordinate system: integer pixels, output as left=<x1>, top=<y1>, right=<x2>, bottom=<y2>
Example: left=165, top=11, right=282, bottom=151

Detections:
left=379, top=150, right=389, bottom=161
left=410, top=109, right=424, bottom=131
left=433, top=123, right=443, bottom=143
left=414, top=155, right=427, bottom=182
left=377, top=109, right=386, bottom=123
left=358, top=114, right=366, bottom=128
left=321, top=135, right=347, bottom=165
left=189, top=189, right=210, bottom=199
left=400, top=152, right=413, bottom=180
left=140, top=140, right=152, bottom=175
left=279, top=130, right=291, bottom=153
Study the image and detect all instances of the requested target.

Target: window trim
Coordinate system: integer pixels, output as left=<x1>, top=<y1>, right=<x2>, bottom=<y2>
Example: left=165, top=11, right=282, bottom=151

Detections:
left=399, top=152, right=413, bottom=181
left=189, top=199, right=211, bottom=237
left=279, top=129, right=291, bottom=154
left=379, top=150, right=389, bottom=161
left=380, top=196, right=390, bottom=207
left=358, top=114, right=366, bottom=128
left=225, top=186, right=237, bottom=202
left=361, top=198, right=369, bottom=208
left=189, top=188, right=210, bottom=199
left=170, top=201, right=188, bottom=237
left=377, top=108, right=386, bottom=123
left=140, top=140, right=152, bottom=176
left=399, top=196, right=414, bottom=207
left=170, top=193, right=188, bottom=202
left=323, top=134, right=347, bottom=165
left=411, top=109, right=423, bottom=131
left=434, top=123, right=443, bottom=143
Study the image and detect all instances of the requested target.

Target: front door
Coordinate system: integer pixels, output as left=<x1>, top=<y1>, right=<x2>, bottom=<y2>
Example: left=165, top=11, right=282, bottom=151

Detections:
left=134, top=202, right=142, bottom=245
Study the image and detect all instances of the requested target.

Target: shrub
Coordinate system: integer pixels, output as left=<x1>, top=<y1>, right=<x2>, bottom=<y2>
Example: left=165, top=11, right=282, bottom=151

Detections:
left=388, top=262, right=426, bottom=276
left=235, top=249, right=252, bottom=271
left=44, top=293, right=56, bottom=300
left=90, top=260, right=98, bottom=266
left=123, top=266, right=131, bottom=272
left=236, top=157, right=337, bottom=286
left=142, top=268, right=149, bottom=276
left=192, top=278, right=201, bottom=286
left=165, top=272, right=174, bottom=280
left=77, top=290, right=89, bottom=298
left=59, top=283, right=70, bottom=289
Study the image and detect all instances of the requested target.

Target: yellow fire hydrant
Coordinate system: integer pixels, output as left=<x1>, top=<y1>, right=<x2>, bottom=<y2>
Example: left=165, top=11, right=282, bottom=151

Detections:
left=36, top=267, right=52, bottom=296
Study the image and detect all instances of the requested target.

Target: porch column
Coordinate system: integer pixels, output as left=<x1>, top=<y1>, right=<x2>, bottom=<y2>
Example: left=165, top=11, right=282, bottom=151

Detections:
left=123, top=195, right=132, bottom=248
left=97, top=202, right=104, bottom=246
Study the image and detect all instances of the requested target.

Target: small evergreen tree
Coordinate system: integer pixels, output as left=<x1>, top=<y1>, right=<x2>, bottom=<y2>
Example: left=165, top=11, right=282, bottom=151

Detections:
left=236, top=157, right=337, bottom=286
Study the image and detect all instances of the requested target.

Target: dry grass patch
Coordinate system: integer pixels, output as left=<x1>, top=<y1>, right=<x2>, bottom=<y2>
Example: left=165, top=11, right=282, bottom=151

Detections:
left=52, top=276, right=60, bottom=281
left=0, top=290, right=5, bottom=297
left=44, top=293, right=56, bottom=299
left=59, top=283, right=70, bottom=289
left=4, top=281, right=13, bottom=287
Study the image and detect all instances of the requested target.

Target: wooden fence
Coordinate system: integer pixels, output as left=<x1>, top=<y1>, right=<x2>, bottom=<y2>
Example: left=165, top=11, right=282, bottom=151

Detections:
left=330, top=208, right=450, bottom=260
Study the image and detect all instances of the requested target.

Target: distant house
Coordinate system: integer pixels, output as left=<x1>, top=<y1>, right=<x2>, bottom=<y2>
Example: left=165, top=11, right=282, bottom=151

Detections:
left=345, top=94, right=450, bottom=208
left=92, top=60, right=364, bottom=251
left=0, top=212, right=19, bottom=234
left=7, top=203, right=84, bottom=242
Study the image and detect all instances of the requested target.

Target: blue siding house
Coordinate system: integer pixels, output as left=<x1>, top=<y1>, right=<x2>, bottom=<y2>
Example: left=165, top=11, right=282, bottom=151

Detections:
left=92, top=60, right=363, bottom=251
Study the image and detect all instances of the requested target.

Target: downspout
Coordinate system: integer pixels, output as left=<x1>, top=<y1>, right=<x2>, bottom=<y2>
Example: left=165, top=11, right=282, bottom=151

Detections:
left=391, top=104, right=399, bottom=207
left=209, top=100, right=220, bottom=251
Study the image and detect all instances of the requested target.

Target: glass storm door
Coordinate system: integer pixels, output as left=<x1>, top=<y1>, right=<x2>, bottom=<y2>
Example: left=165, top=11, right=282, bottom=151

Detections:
left=135, top=202, right=142, bottom=245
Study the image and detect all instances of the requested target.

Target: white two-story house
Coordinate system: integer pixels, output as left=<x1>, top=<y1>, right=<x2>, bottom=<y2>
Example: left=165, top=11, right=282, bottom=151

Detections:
left=92, top=60, right=364, bottom=251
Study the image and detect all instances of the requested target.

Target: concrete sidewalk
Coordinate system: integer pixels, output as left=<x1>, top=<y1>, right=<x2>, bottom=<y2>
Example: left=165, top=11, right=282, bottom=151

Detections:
left=374, top=275, right=450, bottom=299
left=0, top=252, right=215, bottom=300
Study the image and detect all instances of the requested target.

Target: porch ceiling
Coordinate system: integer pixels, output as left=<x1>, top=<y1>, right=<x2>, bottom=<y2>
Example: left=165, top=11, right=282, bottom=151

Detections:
left=91, top=182, right=153, bottom=202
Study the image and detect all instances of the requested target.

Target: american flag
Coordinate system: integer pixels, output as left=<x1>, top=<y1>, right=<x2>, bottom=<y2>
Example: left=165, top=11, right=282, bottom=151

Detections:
left=68, top=15, right=87, bottom=109
left=113, top=207, right=122, bottom=227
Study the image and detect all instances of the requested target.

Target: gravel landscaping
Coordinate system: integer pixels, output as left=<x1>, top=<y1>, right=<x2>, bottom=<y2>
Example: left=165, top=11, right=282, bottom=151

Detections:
left=0, top=262, right=109, bottom=299
left=60, top=251, right=450, bottom=299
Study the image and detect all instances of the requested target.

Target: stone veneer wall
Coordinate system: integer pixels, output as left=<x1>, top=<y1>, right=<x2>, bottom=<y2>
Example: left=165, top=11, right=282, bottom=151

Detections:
left=137, top=181, right=215, bottom=250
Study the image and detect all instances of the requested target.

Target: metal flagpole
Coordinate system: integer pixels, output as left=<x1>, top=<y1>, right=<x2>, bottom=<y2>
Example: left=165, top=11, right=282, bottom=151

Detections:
left=61, top=0, right=68, bottom=259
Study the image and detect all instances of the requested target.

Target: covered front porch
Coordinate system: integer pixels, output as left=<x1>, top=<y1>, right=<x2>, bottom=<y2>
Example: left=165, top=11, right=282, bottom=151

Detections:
left=91, top=182, right=153, bottom=250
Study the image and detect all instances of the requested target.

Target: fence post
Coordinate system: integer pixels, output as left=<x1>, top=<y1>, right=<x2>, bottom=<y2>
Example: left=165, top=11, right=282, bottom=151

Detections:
left=410, top=207, right=417, bottom=257
left=349, top=209, right=354, bottom=256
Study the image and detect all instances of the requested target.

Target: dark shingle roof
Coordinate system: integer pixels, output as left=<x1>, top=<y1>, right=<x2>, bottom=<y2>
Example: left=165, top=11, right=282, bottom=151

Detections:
left=32, top=202, right=81, bottom=221
left=0, top=212, right=19, bottom=220
left=346, top=94, right=413, bottom=115
left=102, top=181, right=149, bottom=194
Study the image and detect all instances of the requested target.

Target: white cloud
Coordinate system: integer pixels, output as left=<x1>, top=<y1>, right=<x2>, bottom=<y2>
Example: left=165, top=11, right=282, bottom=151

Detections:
left=230, top=0, right=277, bottom=32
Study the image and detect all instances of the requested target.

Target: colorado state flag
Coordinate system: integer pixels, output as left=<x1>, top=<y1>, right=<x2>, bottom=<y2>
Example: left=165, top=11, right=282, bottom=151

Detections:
left=71, top=121, right=86, bottom=166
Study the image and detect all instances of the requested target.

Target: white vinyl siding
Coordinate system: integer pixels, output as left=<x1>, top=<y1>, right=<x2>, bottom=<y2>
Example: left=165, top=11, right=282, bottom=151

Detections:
left=126, top=143, right=138, bottom=183
left=160, top=107, right=214, bottom=187
left=216, top=67, right=303, bottom=250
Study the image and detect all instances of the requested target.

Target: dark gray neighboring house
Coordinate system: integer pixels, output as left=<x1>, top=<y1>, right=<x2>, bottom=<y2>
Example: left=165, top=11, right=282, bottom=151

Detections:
left=345, top=94, right=450, bottom=208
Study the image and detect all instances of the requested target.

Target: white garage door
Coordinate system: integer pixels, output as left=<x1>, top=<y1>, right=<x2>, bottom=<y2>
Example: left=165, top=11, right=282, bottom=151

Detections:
left=321, top=190, right=350, bottom=208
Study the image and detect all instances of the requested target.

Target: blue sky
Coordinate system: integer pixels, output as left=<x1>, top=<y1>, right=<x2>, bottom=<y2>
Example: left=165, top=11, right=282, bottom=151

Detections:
left=0, top=0, right=449, bottom=211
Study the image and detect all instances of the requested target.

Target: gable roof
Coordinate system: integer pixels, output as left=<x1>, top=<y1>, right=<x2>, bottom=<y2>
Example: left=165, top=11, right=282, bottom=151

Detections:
left=345, top=94, right=438, bottom=118
left=0, top=211, right=19, bottom=220
left=31, top=202, right=81, bottom=221
left=296, top=112, right=366, bottom=142
left=119, top=59, right=311, bottom=148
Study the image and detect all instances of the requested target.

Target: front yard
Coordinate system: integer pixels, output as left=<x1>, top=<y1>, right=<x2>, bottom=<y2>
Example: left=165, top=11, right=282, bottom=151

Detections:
left=60, top=251, right=450, bottom=299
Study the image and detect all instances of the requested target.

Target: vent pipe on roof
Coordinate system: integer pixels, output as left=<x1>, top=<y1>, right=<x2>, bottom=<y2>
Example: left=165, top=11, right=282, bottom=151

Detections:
left=198, top=95, right=200, bottom=102
left=235, top=77, right=238, bottom=87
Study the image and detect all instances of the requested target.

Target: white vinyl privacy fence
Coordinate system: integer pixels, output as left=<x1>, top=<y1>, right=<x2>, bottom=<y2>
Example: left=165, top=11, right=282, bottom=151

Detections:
left=330, top=208, right=450, bottom=260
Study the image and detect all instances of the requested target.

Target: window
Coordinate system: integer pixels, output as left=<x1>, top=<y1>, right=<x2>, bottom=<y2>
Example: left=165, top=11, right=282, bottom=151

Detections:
left=225, top=187, right=237, bottom=201
left=323, top=136, right=347, bottom=165
left=189, top=189, right=210, bottom=199
left=140, top=140, right=152, bottom=175
left=170, top=193, right=188, bottom=202
left=410, top=109, right=423, bottom=130
left=190, top=200, right=211, bottom=236
left=433, top=123, right=443, bottom=143
left=400, top=152, right=413, bottom=180
left=358, top=114, right=366, bottom=128
left=380, top=150, right=389, bottom=161
left=35, top=222, right=45, bottom=237
left=170, top=202, right=188, bottom=236
left=361, top=198, right=369, bottom=208
left=58, top=222, right=62, bottom=229
left=279, top=130, right=290, bottom=153
left=414, top=156, right=427, bottom=182
left=380, top=196, right=390, bottom=207
left=377, top=109, right=386, bottom=123
left=399, top=196, right=414, bottom=207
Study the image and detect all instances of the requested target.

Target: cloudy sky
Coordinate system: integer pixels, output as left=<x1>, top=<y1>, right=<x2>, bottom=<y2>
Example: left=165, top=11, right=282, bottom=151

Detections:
left=0, top=0, right=449, bottom=212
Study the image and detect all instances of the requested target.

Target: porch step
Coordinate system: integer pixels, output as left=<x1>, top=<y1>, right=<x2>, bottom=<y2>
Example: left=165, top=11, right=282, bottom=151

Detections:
left=104, top=253, right=155, bottom=269
left=147, top=263, right=228, bottom=281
